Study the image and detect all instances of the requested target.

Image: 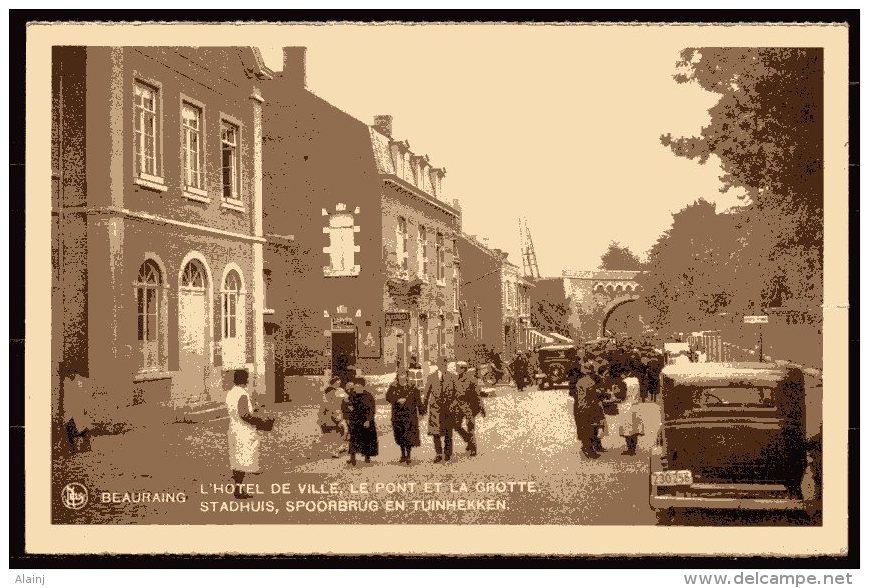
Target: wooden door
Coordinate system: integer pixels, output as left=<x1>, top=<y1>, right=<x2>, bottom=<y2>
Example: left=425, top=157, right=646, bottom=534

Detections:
left=177, top=260, right=208, bottom=405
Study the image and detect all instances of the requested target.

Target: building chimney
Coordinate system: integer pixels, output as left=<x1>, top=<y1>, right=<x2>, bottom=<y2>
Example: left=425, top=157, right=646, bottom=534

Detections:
left=373, top=115, right=393, bottom=137
left=282, top=47, right=306, bottom=88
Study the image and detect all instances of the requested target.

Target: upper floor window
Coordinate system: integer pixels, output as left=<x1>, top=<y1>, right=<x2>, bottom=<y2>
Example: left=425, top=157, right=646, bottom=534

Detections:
left=134, top=81, right=161, bottom=180
left=323, top=206, right=360, bottom=277
left=396, top=217, right=408, bottom=271
left=181, top=102, right=204, bottom=192
left=418, top=225, right=428, bottom=278
left=221, top=120, right=240, bottom=202
left=436, top=232, right=445, bottom=282
left=453, top=269, right=460, bottom=312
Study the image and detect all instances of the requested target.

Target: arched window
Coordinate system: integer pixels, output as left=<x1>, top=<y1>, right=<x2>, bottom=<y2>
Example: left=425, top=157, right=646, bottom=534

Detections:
left=182, top=260, right=206, bottom=289
left=136, top=259, right=163, bottom=371
left=220, top=268, right=246, bottom=368
left=594, top=283, right=605, bottom=293
left=605, top=284, right=615, bottom=294
left=615, top=285, right=624, bottom=293
left=222, top=270, right=241, bottom=339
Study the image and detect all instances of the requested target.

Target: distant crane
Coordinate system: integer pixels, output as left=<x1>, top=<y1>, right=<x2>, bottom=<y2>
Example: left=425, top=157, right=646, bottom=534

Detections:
left=519, top=218, right=541, bottom=279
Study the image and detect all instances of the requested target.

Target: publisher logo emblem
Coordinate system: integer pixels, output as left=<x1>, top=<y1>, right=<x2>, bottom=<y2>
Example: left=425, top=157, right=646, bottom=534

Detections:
left=61, top=483, right=88, bottom=510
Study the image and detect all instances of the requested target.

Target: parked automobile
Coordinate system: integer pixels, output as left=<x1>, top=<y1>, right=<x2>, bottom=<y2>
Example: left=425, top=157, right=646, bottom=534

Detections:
left=534, top=344, right=580, bottom=389
left=649, top=362, right=821, bottom=525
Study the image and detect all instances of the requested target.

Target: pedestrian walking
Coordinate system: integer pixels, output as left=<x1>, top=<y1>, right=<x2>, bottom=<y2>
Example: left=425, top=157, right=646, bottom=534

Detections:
left=385, top=369, right=423, bottom=464
left=62, top=371, right=93, bottom=453
left=342, top=376, right=378, bottom=466
left=319, top=376, right=348, bottom=458
left=617, top=374, right=644, bottom=455
left=226, top=369, right=272, bottom=499
left=423, top=356, right=459, bottom=463
left=569, top=363, right=606, bottom=460
left=511, top=351, right=527, bottom=390
left=454, top=361, right=486, bottom=456
left=492, top=351, right=505, bottom=382
left=525, top=350, right=538, bottom=384
left=646, top=355, right=663, bottom=403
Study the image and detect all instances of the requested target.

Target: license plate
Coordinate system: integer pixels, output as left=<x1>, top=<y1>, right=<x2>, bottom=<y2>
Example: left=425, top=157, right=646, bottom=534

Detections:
left=652, top=470, right=693, bottom=486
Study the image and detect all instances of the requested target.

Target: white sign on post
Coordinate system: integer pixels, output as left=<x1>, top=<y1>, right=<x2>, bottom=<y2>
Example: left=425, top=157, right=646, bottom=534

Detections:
left=743, top=315, right=769, bottom=324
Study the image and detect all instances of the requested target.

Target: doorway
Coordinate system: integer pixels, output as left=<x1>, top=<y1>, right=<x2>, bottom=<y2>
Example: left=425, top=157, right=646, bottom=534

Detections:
left=177, top=260, right=209, bottom=405
left=331, top=331, right=357, bottom=384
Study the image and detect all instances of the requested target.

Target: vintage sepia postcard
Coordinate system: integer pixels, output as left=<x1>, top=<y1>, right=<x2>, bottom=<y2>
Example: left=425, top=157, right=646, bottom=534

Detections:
left=17, top=15, right=854, bottom=560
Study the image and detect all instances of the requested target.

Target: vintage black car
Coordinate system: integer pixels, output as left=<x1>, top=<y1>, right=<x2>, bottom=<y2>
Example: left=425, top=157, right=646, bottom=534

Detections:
left=649, top=362, right=821, bottom=524
left=534, top=344, right=580, bottom=389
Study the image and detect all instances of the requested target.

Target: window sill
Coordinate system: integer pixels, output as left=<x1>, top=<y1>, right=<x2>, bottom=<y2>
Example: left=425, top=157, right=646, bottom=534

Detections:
left=133, top=369, right=173, bottom=382
left=263, top=308, right=275, bottom=316
left=221, top=199, right=245, bottom=212
left=183, top=188, right=210, bottom=203
left=323, top=265, right=361, bottom=278
left=221, top=362, right=248, bottom=371
left=134, top=176, right=168, bottom=193
left=436, top=279, right=447, bottom=288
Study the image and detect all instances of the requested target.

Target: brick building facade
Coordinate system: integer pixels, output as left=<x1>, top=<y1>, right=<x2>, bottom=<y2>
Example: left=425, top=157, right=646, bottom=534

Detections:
left=262, top=48, right=460, bottom=398
left=456, top=234, right=534, bottom=364
left=51, top=47, right=269, bottom=427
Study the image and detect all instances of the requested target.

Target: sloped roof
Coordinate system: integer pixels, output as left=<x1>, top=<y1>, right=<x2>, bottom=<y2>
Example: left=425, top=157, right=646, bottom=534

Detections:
left=369, top=127, right=394, bottom=174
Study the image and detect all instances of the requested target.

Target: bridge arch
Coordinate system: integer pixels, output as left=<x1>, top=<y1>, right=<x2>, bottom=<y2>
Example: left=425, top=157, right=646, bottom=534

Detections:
left=599, top=294, right=641, bottom=337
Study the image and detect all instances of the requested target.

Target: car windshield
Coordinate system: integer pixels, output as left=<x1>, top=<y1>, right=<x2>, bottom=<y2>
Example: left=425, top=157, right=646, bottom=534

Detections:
left=697, top=387, right=775, bottom=408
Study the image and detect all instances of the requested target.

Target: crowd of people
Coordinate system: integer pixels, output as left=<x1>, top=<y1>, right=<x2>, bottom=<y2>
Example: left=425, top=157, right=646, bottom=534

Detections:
left=318, top=356, right=487, bottom=466
left=221, top=339, right=665, bottom=498
left=567, top=338, right=665, bottom=460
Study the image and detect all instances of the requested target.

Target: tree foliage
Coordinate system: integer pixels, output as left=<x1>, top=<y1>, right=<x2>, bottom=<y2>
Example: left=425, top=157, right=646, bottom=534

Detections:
left=599, top=241, right=644, bottom=270
left=640, top=199, right=735, bottom=331
left=531, top=299, right=571, bottom=337
left=648, top=48, right=823, bottom=329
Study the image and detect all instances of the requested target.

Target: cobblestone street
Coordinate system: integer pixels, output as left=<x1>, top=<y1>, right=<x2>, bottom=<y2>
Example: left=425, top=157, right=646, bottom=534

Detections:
left=54, top=383, right=662, bottom=525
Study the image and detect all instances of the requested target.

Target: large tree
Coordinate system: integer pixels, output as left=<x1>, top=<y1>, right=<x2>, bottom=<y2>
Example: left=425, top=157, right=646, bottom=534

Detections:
left=660, top=47, right=823, bottom=318
left=640, top=199, right=737, bottom=332
left=599, top=241, right=644, bottom=270
left=531, top=299, right=571, bottom=337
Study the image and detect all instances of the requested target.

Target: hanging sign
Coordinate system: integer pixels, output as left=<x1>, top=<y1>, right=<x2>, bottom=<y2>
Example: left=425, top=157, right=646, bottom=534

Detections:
left=385, top=311, right=411, bottom=326
left=331, top=316, right=356, bottom=331
left=743, top=315, right=769, bottom=324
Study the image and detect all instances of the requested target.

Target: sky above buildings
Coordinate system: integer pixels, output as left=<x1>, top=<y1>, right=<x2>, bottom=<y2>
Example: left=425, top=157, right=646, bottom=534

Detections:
left=260, top=24, right=748, bottom=277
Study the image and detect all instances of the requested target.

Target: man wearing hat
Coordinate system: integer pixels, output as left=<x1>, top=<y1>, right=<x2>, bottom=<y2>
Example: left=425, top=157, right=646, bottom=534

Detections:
left=569, top=359, right=606, bottom=459
left=423, top=356, right=460, bottom=463
left=454, top=361, right=485, bottom=456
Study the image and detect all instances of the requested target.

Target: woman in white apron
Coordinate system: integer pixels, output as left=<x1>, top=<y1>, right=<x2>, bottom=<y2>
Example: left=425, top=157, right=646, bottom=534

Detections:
left=618, top=373, right=645, bottom=455
left=226, top=370, right=261, bottom=499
